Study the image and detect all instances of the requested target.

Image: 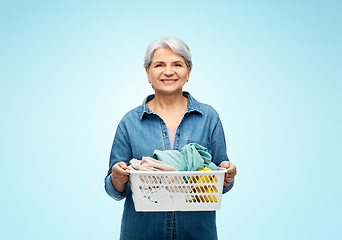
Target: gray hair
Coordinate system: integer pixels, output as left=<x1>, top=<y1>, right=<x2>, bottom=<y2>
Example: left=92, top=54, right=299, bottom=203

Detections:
left=144, top=37, right=192, bottom=70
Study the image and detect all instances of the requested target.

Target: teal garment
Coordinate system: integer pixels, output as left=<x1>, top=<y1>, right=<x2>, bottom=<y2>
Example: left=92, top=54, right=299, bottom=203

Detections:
left=152, top=143, right=220, bottom=171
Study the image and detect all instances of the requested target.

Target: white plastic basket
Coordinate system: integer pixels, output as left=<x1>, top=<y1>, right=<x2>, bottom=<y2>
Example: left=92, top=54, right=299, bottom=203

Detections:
left=128, top=168, right=226, bottom=212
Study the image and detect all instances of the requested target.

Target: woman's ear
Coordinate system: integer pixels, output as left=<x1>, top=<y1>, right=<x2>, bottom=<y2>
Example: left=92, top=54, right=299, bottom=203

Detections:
left=145, top=68, right=151, bottom=83
left=187, top=67, right=192, bottom=80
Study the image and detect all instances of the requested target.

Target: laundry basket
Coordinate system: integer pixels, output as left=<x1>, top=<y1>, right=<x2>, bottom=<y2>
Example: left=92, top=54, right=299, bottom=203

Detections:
left=128, top=168, right=226, bottom=212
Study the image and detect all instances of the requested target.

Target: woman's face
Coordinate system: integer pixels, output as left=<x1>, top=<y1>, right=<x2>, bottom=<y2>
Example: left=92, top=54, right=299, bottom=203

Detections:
left=146, top=47, right=191, bottom=95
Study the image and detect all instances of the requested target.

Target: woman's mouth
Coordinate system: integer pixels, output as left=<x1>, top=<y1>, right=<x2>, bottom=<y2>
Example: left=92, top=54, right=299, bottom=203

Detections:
left=161, top=79, right=177, bottom=84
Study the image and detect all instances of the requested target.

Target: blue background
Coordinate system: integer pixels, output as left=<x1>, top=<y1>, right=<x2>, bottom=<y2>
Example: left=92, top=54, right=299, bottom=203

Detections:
left=1, top=0, right=341, bottom=239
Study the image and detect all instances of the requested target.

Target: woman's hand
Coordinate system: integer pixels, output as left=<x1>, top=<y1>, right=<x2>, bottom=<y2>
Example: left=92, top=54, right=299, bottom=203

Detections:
left=220, top=161, right=237, bottom=186
left=111, top=162, right=130, bottom=193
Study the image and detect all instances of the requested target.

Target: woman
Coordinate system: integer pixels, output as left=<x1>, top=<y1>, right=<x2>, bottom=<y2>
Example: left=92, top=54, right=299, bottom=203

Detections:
left=105, top=37, right=237, bottom=240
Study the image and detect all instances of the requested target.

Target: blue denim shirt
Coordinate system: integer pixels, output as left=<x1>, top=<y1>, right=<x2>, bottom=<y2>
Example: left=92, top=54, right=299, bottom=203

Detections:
left=105, top=92, right=234, bottom=240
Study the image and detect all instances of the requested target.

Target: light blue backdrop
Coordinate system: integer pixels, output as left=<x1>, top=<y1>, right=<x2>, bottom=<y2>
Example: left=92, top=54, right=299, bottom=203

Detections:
left=1, top=0, right=341, bottom=239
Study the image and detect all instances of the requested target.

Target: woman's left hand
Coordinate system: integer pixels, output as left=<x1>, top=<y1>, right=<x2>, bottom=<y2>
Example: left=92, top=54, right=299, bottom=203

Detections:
left=220, top=161, right=237, bottom=186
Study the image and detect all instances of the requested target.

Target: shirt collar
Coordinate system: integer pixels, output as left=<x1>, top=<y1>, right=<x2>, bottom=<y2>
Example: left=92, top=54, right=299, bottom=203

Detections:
left=139, top=91, right=202, bottom=120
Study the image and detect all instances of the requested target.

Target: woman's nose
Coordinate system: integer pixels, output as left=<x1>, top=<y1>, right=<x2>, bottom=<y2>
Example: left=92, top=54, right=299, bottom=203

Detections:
left=164, top=66, right=174, bottom=75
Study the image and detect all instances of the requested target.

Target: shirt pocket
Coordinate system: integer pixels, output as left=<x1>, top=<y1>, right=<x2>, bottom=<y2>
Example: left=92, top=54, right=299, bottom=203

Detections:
left=186, top=139, right=211, bottom=152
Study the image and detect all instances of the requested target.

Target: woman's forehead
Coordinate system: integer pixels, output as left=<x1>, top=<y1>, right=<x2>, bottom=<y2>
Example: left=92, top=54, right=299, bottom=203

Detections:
left=152, top=48, right=185, bottom=62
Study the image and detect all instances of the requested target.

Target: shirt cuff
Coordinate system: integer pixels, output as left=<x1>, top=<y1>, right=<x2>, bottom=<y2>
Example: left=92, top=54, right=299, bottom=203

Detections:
left=104, top=174, right=131, bottom=201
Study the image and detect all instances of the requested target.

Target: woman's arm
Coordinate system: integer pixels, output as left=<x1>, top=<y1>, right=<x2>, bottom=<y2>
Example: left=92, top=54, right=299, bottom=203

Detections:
left=210, top=117, right=237, bottom=193
left=104, top=124, right=133, bottom=201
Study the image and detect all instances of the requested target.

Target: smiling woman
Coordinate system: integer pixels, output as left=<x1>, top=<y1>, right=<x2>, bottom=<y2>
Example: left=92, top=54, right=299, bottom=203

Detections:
left=146, top=47, right=191, bottom=97
left=104, top=37, right=237, bottom=240
left=146, top=47, right=191, bottom=130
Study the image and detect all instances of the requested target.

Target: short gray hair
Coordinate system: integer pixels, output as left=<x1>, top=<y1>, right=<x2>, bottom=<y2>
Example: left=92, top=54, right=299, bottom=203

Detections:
left=144, top=37, right=192, bottom=70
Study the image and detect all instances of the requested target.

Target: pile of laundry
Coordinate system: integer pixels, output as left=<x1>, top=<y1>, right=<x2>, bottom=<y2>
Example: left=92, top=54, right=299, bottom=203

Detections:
left=126, top=143, right=219, bottom=172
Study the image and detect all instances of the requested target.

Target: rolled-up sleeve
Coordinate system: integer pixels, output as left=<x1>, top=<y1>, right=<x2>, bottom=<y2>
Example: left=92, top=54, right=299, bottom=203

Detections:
left=104, top=123, right=133, bottom=201
left=104, top=174, right=131, bottom=201
left=222, top=179, right=234, bottom=194
left=211, top=116, right=235, bottom=195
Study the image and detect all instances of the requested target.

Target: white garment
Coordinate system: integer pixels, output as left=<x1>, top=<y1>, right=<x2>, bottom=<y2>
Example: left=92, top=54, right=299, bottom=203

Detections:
left=126, top=157, right=177, bottom=172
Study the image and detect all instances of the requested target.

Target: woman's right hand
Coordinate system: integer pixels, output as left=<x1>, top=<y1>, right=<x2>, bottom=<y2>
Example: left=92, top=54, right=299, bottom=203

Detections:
left=111, top=162, right=130, bottom=193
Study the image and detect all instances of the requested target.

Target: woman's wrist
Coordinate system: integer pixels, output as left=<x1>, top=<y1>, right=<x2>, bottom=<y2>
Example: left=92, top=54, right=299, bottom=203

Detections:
left=111, top=174, right=127, bottom=193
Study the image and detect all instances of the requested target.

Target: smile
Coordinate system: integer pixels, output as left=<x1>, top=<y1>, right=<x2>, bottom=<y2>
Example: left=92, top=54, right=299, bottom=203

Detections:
left=161, top=79, right=177, bottom=84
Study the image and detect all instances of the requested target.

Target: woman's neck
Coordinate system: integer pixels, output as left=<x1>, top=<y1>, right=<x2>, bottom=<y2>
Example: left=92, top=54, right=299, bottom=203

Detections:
left=148, top=91, right=187, bottom=113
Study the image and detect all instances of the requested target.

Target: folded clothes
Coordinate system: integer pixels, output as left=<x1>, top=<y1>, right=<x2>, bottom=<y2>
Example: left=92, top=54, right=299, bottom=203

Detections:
left=152, top=143, right=219, bottom=171
left=126, top=157, right=177, bottom=172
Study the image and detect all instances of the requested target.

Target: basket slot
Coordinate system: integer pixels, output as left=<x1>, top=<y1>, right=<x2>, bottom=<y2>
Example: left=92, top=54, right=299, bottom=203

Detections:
left=175, top=176, right=180, bottom=184
left=166, top=176, right=172, bottom=184
left=212, top=195, right=218, bottom=203
left=178, top=176, right=185, bottom=184
left=144, top=185, right=149, bottom=193
left=212, top=185, right=218, bottom=193
left=212, top=175, right=218, bottom=183
left=156, top=176, right=162, bottom=184
left=143, top=176, right=149, bottom=183
left=204, top=175, right=209, bottom=183
left=168, top=176, right=174, bottom=183
left=161, top=176, right=166, bottom=184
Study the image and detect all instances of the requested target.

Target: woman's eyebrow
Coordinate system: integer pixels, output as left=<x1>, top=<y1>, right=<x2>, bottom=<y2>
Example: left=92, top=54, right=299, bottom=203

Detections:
left=152, top=59, right=184, bottom=64
left=152, top=60, right=164, bottom=64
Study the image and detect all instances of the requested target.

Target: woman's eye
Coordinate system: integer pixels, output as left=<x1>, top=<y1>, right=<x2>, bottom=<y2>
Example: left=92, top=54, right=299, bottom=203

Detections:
left=155, top=64, right=163, bottom=67
left=175, top=64, right=182, bottom=67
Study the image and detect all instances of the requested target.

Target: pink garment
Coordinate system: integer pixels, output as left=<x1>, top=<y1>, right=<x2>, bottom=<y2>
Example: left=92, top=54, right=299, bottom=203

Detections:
left=126, top=157, right=177, bottom=172
left=168, top=128, right=177, bottom=150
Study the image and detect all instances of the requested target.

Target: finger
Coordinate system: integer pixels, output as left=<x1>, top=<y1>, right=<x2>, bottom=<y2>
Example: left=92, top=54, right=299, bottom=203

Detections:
left=224, top=176, right=234, bottom=186
left=111, top=173, right=129, bottom=184
left=223, top=179, right=232, bottom=186
left=225, top=177, right=234, bottom=182
left=226, top=163, right=236, bottom=174
left=226, top=169, right=237, bottom=177
left=113, top=175, right=129, bottom=183
left=113, top=162, right=129, bottom=175
left=118, top=161, right=128, bottom=169
left=220, top=161, right=230, bottom=169
left=225, top=172, right=237, bottom=181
